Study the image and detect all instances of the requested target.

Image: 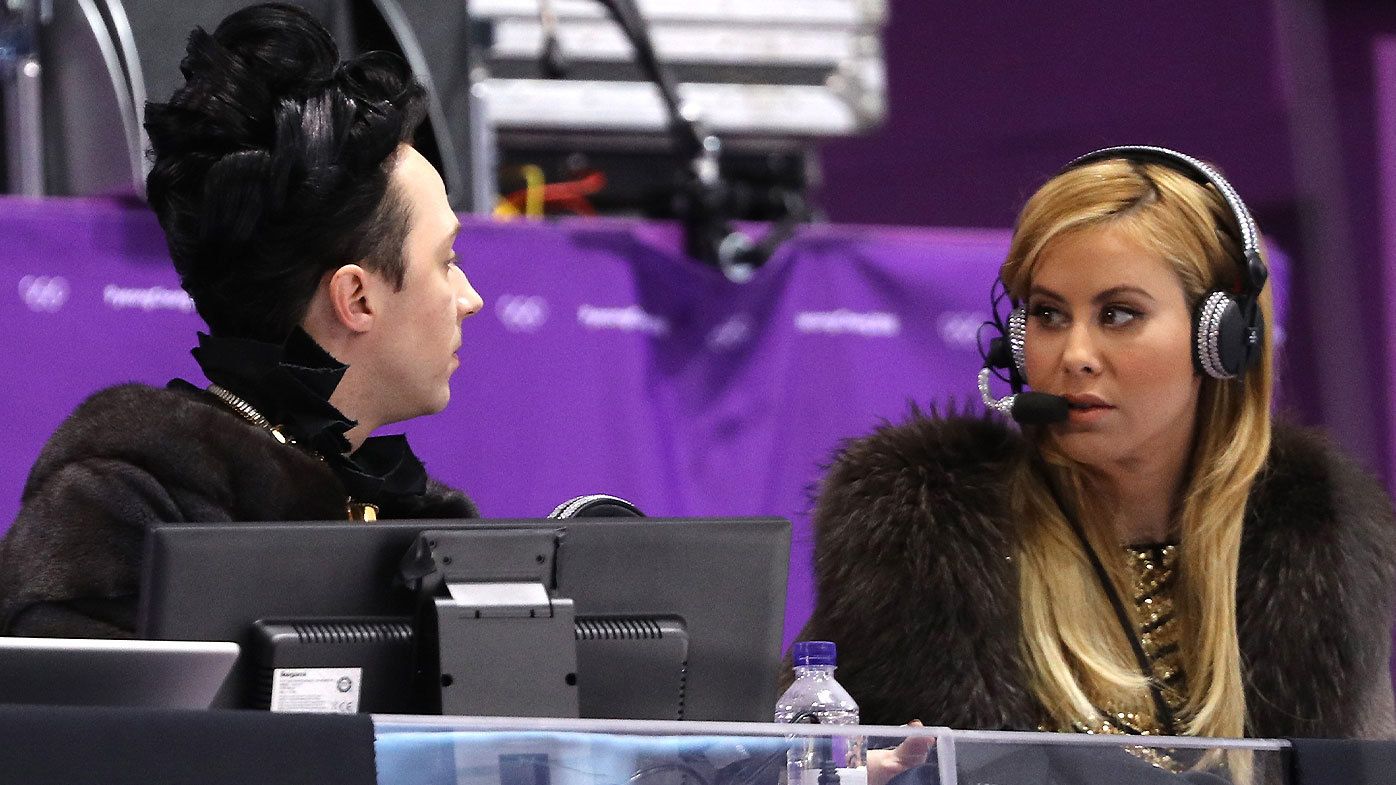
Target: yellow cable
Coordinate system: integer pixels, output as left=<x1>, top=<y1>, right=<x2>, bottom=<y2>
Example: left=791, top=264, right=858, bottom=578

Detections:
left=521, top=164, right=546, bottom=218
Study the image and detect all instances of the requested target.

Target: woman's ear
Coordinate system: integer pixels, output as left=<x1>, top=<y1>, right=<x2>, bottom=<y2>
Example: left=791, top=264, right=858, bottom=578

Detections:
left=325, top=264, right=375, bottom=333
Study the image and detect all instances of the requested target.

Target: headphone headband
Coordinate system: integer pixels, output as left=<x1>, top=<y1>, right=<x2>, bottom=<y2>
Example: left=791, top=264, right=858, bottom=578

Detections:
left=985, top=145, right=1269, bottom=383
left=1063, top=145, right=1268, bottom=299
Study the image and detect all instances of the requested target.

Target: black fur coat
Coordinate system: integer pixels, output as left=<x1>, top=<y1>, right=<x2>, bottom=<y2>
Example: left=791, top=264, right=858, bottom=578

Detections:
left=798, top=412, right=1396, bottom=739
left=0, top=383, right=477, bottom=638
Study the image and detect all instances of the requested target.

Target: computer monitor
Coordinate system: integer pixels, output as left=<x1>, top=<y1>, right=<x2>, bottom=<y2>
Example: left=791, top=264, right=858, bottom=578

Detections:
left=0, top=638, right=238, bottom=709
left=137, top=517, right=790, bottom=721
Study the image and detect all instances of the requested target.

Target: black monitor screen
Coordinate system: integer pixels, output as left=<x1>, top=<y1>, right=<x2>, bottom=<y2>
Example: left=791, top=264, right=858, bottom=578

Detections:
left=137, top=518, right=789, bottom=722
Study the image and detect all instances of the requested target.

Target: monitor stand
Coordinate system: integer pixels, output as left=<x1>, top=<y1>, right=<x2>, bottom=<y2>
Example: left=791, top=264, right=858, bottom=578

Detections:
left=414, top=528, right=580, bottom=717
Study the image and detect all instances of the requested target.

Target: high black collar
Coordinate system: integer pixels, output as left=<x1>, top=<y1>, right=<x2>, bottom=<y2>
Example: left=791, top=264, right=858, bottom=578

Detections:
left=184, top=329, right=428, bottom=506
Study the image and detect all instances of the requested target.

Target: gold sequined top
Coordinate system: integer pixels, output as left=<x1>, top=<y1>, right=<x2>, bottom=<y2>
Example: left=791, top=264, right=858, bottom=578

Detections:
left=1050, top=543, right=1188, bottom=736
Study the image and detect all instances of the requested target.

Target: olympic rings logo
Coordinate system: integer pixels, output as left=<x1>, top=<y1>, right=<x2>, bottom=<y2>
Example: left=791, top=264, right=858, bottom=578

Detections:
left=18, top=275, right=70, bottom=312
left=707, top=314, right=753, bottom=352
left=494, top=294, right=549, bottom=332
left=936, top=311, right=987, bottom=351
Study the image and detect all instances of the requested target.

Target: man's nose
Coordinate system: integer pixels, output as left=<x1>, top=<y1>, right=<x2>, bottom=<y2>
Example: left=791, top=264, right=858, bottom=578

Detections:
left=456, top=276, right=483, bottom=320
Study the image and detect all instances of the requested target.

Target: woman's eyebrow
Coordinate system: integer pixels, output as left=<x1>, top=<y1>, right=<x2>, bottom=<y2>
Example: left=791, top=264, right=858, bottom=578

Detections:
left=1026, top=284, right=1156, bottom=304
left=1092, top=285, right=1156, bottom=304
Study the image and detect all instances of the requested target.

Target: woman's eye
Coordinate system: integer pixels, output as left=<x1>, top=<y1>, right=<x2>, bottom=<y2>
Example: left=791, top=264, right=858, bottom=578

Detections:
left=1030, top=305, right=1066, bottom=328
left=1101, top=306, right=1140, bottom=327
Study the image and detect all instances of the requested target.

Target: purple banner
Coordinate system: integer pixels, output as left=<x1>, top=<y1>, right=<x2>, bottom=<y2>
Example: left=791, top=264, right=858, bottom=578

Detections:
left=1377, top=35, right=1396, bottom=494
left=1, top=197, right=1289, bottom=646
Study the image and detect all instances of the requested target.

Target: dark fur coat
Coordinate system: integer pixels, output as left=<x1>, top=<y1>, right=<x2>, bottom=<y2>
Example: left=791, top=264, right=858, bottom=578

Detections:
left=798, top=412, right=1396, bottom=739
left=0, top=383, right=477, bottom=638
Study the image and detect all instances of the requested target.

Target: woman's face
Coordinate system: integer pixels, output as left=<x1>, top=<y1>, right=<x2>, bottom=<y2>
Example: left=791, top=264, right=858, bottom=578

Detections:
left=1022, top=223, right=1201, bottom=473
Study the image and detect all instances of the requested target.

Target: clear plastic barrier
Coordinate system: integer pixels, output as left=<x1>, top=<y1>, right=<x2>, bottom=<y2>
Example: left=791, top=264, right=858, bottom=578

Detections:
left=372, top=716, right=1290, bottom=785
left=943, top=728, right=1288, bottom=785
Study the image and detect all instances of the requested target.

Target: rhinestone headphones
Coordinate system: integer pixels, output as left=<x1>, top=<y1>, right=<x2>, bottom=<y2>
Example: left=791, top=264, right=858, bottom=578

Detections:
left=985, top=145, right=1269, bottom=389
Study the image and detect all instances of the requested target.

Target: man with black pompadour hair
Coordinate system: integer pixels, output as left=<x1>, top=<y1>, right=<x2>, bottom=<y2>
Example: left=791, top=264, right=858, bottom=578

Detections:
left=0, top=2, right=484, bottom=638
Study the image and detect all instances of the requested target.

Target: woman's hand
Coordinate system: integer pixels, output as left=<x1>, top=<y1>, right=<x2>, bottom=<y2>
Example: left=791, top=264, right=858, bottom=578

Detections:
left=867, top=720, right=933, bottom=785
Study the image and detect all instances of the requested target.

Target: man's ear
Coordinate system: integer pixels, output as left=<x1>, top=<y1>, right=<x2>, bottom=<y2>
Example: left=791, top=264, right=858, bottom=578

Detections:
left=326, top=264, right=375, bottom=333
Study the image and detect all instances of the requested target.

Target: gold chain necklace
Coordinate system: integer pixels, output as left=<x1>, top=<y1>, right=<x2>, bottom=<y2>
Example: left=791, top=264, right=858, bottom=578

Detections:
left=204, top=383, right=378, bottom=521
left=206, top=383, right=294, bottom=445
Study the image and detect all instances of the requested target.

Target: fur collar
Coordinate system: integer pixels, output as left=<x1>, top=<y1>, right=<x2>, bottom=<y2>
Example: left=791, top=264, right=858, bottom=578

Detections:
left=804, top=410, right=1396, bottom=738
left=2, top=383, right=475, bottom=636
left=23, top=383, right=477, bottom=520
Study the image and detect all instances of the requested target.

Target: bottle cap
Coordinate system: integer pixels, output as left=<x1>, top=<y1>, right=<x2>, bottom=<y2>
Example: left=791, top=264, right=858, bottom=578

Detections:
left=792, top=640, right=837, bottom=666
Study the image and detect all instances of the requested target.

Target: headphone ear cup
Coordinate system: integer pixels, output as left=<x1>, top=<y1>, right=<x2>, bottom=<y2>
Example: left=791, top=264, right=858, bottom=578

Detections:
left=1008, top=307, right=1028, bottom=378
left=1195, top=291, right=1261, bottom=380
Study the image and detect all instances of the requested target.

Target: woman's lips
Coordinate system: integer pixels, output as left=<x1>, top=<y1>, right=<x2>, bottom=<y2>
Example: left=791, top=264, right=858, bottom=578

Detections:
left=1060, top=394, right=1114, bottom=425
left=1066, top=405, right=1112, bottom=425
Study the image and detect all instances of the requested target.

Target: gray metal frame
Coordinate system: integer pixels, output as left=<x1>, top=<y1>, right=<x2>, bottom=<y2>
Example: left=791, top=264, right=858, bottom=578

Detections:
left=2, top=0, right=45, bottom=194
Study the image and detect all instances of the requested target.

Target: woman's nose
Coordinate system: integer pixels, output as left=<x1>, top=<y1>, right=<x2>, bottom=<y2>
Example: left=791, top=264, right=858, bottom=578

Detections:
left=1061, top=323, right=1102, bottom=376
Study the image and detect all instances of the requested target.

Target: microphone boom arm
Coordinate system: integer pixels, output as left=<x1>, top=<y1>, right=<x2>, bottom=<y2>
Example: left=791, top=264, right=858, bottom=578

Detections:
left=589, top=0, right=772, bottom=282
left=978, top=367, right=1018, bottom=416
left=978, top=368, right=1070, bottom=425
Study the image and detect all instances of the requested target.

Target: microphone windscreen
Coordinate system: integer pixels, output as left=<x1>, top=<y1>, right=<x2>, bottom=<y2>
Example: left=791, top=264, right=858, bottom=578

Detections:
left=1011, top=392, right=1070, bottom=425
left=548, top=494, right=645, bottom=519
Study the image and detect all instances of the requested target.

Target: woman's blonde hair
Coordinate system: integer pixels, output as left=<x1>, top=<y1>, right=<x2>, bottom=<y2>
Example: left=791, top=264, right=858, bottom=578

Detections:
left=999, top=158, right=1273, bottom=738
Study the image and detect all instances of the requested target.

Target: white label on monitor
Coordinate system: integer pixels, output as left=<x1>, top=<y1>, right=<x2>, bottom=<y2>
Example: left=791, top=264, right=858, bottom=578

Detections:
left=269, top=667, right=363, bottom=714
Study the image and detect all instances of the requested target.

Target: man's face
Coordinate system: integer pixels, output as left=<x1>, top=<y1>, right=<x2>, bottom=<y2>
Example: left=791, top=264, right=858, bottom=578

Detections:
left=363, top=146, right=482, bottom=423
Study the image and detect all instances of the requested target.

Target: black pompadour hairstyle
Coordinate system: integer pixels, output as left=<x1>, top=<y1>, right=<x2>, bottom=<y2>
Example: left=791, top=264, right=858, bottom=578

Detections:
left=144, top=2, right=428, bottom=341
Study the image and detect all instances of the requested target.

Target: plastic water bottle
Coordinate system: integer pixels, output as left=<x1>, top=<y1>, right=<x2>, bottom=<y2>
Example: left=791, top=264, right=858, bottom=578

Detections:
left=774, top=641, right=865, bottom=785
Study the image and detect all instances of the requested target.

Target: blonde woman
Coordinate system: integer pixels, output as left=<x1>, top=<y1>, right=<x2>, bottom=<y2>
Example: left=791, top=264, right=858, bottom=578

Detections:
left=799, top=147, right=1396, bottom=742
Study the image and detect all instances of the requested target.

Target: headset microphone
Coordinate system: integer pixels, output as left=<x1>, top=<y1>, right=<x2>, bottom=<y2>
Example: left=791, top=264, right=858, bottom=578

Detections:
left=977, top=368, right=1070, bottom=425
left=1011, top=391, right=1071, bottom=425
